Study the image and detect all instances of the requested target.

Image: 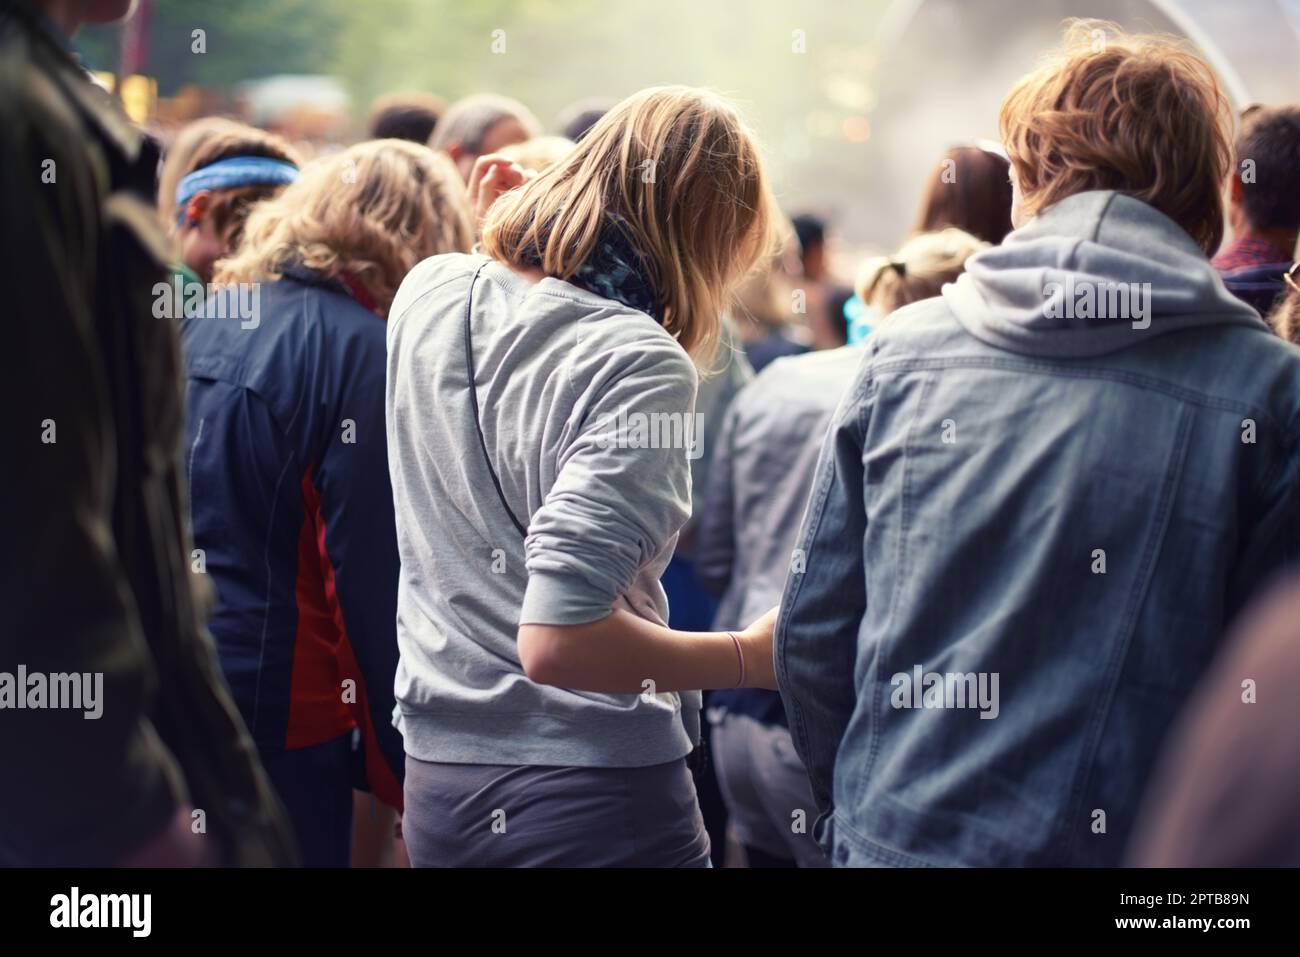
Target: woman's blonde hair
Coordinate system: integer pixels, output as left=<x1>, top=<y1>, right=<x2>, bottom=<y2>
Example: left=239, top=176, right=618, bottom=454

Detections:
left=480, top=85, right=780, bottom=362
left=495, top=135, right=576, bottom=174
left=855, top=228, right=988, bottom=318
left=1000, top=20, right=1232, bottom=255
left=215, top=139, right=473, bottom=316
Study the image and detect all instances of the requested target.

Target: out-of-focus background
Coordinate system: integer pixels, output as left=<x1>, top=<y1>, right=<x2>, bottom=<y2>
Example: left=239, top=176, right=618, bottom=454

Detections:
left=80, top=0, right=1300, bottom=254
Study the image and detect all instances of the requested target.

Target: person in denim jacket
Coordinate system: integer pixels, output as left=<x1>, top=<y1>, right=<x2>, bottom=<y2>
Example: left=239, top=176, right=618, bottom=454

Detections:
left=775, top=22, right=1300, bottom=867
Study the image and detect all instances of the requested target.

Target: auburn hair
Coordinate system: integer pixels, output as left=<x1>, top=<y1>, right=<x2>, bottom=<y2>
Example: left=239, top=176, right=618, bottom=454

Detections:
left=158, top=116, right=240, bottom=225
left=215, top=139, right=473, bottom=316
left=480, top=85, right=781, bottom=363
left=1000, top=20, right=1232, bottom=255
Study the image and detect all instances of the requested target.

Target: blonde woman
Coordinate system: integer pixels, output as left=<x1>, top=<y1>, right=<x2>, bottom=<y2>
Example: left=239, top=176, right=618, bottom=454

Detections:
left=181, top=139, right=473, bottom=866
left=386, top=86, right=781, bottom=867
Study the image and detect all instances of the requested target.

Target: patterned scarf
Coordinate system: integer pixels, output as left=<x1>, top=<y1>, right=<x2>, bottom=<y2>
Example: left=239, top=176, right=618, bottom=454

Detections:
left=524, top=214, right=663, bottom=323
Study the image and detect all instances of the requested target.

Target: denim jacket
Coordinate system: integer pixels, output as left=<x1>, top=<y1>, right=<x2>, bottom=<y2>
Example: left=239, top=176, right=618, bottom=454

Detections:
left=775, top=191, right=1300, bottom=866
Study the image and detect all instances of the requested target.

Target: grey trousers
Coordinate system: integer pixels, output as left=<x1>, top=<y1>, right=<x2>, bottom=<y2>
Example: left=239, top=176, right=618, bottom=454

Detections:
left=403, top=755, right=711, bottom=867
left=710, top=713, right=830, bottom=868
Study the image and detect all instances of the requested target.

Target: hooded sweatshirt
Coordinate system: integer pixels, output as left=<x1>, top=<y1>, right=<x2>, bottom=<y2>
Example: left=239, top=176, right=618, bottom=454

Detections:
left=776, top=190, right=1300, bottom=868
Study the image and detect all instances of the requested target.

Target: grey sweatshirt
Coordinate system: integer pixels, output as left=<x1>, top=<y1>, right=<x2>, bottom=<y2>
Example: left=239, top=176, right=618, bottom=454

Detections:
left=385, top=252, right=702, bottom=767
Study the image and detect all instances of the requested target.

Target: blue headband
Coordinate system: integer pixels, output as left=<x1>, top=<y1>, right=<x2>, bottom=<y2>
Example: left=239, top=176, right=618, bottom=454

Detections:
left=175, top=156, right=299, bottom=217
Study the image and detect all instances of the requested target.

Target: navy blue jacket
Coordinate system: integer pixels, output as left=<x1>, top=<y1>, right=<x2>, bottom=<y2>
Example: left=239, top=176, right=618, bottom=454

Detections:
left=181, top=266, right=404, bottom=808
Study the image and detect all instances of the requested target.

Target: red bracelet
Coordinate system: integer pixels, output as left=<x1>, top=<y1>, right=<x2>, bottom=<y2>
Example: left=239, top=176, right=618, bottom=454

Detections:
left=728, top=631, right=745, bottom=688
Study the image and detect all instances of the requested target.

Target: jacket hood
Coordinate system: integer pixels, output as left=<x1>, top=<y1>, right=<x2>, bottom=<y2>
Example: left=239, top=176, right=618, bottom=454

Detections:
left=942, top=190, right=1268, bottom=358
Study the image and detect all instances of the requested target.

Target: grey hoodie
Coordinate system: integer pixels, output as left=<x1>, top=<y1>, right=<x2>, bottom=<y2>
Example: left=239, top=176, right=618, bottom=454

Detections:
left=943, top=189, right=1266, bottom=355
left=385, top=253, right=702, bottom=768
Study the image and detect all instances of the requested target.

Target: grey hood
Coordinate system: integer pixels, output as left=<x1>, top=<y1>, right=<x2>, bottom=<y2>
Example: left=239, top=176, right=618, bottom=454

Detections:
left=942, top=190, right=1267, bottom=358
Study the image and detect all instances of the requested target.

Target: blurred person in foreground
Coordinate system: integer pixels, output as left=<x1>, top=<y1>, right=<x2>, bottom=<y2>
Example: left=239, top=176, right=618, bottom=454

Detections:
left=1213, top=105, right=1300, bottom=316
left=182, top=139, right=474, bottom=865
left=1128, top=571, right=1300, bottom=866
left=368, top=91, right=446, bottom=144
left=429, top=92, right=540, bottom=182
left=698, top=228, right=985, bottom=868
left=776, top=21, right=1300, bottom=867
left=0, top=0, right=294, bottom=865
left=387, top=87, right=782, bottom=867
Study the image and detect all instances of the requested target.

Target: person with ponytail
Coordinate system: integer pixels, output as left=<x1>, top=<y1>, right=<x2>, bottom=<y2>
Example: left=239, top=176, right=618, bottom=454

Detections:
left=182, top=139, right=474, bottom=866
left=386, top=86, right=782, bottom=867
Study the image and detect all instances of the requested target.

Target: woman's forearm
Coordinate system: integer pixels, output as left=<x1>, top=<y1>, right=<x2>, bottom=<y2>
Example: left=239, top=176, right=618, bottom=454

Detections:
left=518, top=608, right=765, bottom=694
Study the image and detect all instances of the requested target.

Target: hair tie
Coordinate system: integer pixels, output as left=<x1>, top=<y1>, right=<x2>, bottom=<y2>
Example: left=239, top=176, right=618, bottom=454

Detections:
left=175, top=156, right=300, bottom=217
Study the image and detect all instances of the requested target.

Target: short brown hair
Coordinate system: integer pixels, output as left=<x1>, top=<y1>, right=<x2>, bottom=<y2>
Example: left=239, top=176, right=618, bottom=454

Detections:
left=1000, top=20, right=1232, bottom=255
left=481, top=86, right=779, bottom=363
left=368, top=91, right=446, bottom=144
left=181, top=125, right=303, bottom=251
left=1233, top=106, right=1300, bottom=232
left=913, top=145, right=1013, bottom=246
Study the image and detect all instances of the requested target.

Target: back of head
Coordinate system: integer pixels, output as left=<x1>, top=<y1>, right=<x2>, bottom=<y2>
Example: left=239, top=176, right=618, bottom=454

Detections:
left=556, top=97, right=616, bottom=143
left=368, top=91, right=447, bottom=144
left=495, top=136, right=576, bottom=174
left=1232, top=106, right=1300, bottom=234
left=914, top=145, right=1013, bottom=246
left=855, top=228, right=989, bottom=318
left=428, top=93, right=540, bottom=155
left=158, top=116, right=241, bottom=223
left=1000, top=19, right=1231, bottom=255
left=480, top=85, right=781, bottom=362
left=179, top=125, right=303, bottom=249
left=215, top=139, right=474, bottom=315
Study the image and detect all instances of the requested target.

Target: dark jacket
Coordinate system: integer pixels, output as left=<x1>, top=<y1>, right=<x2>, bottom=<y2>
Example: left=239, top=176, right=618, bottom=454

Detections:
left=181, top=267, right=404, bottom=810
left=0, top=2, right=295, bottom=865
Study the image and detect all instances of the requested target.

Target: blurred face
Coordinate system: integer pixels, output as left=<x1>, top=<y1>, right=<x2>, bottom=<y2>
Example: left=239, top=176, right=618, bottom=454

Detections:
left=176, top=192, right=226, bottom=283
left=453, top=117, right=532, bottom=180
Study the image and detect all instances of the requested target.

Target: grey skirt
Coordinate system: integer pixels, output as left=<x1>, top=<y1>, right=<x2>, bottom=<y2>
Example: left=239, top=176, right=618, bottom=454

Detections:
left=403, top=755, right=711, bottom=867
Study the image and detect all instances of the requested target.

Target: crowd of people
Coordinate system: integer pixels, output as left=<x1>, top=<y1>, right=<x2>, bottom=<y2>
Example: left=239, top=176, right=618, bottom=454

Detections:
left=3, top=0, right=1300, bottom=868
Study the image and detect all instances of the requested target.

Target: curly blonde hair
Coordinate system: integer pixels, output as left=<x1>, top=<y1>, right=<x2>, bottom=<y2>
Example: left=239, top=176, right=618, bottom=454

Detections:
left=1000, top=20, right=1232, bottom=255
left=215, top=139, right=473, bottom=316
left=481, top=86, right=780, bottom=363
